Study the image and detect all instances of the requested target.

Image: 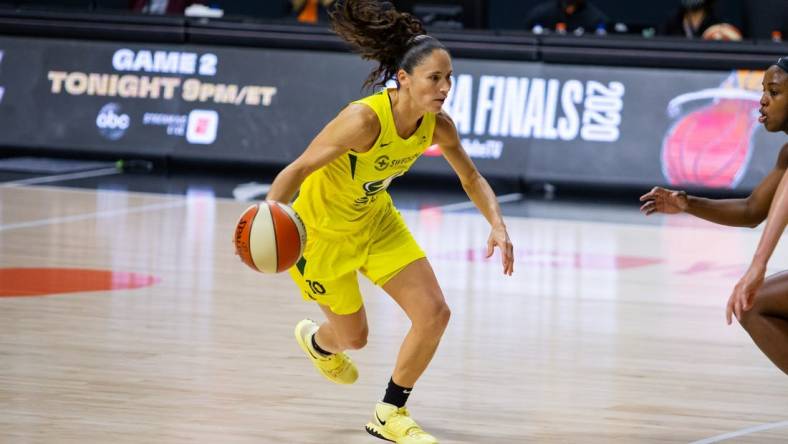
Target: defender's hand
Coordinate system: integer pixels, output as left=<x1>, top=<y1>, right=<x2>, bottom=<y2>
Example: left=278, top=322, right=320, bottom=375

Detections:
left=726, top=263, right=765, bottom=325
left=639, top=187, right=689, bottom=215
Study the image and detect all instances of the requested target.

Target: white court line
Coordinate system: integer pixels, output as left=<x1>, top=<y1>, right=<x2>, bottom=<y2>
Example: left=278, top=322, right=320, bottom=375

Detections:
left=0, top=167, right=121, bottom=187
left=434, top=192, right=523, bottom=212
left=232, top=182, right=271, bottom=201
left=689, top=420, right=788, bottom=444
left=0, top=200, right=187, bottom=232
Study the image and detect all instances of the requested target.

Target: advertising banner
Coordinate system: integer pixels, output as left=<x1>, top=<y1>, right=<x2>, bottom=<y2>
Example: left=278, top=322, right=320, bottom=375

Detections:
left=0, top=35, right=782, bottom=191
left=417, top=60, right=784, bottom=190
left=0, top=35, right=372, bottom=162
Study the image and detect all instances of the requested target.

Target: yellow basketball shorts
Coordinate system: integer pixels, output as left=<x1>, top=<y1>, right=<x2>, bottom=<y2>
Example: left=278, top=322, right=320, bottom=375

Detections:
left=287, top=206, right=425, bottom=315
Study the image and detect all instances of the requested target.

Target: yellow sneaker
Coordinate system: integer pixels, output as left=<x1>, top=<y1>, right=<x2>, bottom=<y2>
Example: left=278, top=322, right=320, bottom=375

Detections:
left=294, top=319, right=358, bottom=385
left=365, top=402, right=438, bottom=444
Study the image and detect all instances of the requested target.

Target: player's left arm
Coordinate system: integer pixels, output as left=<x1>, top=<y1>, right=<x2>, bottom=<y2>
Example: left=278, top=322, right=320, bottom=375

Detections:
left=727, top=167, right=788, bottom=324
left=433, top=111, right=514, bottom=275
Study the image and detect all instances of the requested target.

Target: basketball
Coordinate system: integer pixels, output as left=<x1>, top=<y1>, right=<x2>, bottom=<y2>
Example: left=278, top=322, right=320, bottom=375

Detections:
left=234, top=201, right=307, bottom=273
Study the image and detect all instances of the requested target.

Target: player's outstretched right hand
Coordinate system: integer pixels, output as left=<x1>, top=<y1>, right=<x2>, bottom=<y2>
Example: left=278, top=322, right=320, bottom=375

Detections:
left=639, top=186, right=689, bottom=215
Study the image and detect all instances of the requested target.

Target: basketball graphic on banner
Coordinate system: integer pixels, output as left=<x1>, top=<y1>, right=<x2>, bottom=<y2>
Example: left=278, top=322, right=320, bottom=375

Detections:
left=661, top=71, right=765, bottom=189
left=662, top=96, right=760, bottom=188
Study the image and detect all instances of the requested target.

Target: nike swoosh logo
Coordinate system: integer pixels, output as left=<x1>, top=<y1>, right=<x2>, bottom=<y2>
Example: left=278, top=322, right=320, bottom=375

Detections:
left=376, top=412, right=386, bottom=425
left=380, top=142, right=392, bottom=147
left=305, top=345, right=320, bottom=360
left=303, top=333, right=321, bottom=359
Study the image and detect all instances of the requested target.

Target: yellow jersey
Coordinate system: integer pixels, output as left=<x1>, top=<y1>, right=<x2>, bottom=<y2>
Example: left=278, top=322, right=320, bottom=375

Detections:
left=293, top=88, right=436, bottom=238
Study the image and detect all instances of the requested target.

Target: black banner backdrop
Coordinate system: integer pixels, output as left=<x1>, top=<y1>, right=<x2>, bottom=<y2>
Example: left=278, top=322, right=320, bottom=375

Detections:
left=0, top=35, right=783, bottom=191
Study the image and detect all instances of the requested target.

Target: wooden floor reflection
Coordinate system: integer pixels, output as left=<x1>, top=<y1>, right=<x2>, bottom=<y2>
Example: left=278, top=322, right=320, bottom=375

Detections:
left=1, top=185, right=786, bottom=443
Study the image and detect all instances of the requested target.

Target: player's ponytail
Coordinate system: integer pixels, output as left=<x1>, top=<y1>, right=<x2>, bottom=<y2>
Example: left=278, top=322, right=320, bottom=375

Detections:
left=329, top=0, right=446, bottom=89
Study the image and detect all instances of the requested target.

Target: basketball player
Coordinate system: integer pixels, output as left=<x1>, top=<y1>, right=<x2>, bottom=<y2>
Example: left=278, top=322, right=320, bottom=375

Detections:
left=640, top=57, right=788, bottom=375
left=265, top=1, right=514, bottom=442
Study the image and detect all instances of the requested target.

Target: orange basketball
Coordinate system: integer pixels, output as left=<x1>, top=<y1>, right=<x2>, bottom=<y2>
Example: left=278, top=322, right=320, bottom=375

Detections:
left=233, top=201, right=307, bottom=273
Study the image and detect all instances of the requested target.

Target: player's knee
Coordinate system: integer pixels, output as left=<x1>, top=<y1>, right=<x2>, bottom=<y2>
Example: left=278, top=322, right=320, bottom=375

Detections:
left=747, top=289, right=771, bottom=316
left=738, top=307, right=757, bottom=329
left=738, top=295, right=767, bottom=329
left=435, top=303, right=451, bottom=329
left=417, top=300, right=451, bottom=334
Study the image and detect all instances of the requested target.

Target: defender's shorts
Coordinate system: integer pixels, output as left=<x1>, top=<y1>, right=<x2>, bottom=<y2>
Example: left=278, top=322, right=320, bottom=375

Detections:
left=288, top=204, right=425, bottom=315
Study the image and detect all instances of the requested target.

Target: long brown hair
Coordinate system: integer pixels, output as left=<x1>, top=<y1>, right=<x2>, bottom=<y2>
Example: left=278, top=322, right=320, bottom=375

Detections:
left=330, top=0, right=446, bottom=89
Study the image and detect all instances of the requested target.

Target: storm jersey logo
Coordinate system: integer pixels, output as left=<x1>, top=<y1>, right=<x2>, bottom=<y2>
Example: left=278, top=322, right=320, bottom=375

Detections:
left=354, top=171, right=405, bottom=207
left=374, top=153, right=421, bottom=171
left=363, top=171, right=404, bottom=195
left=374, top=155, right=390, bottom=171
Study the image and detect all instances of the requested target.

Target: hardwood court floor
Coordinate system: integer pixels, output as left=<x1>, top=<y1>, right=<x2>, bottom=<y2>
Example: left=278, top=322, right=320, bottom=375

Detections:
left=0, top=185, right=786, bottom=443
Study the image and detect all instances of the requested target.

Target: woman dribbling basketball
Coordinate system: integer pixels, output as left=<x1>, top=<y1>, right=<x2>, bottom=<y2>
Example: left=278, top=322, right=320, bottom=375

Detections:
left=265, top=1, right=514, bottom=442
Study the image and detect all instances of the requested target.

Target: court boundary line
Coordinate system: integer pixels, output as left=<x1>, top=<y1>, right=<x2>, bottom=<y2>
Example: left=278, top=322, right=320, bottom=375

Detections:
left=0, top=167, right=121, bottom=187
left=689, top=420, right=788, bottom=444
left=435, top=192, right=523, bottom=212
left=0, top=200, right=187, bottom=232
left=1, top=183, right=745, bottom=232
